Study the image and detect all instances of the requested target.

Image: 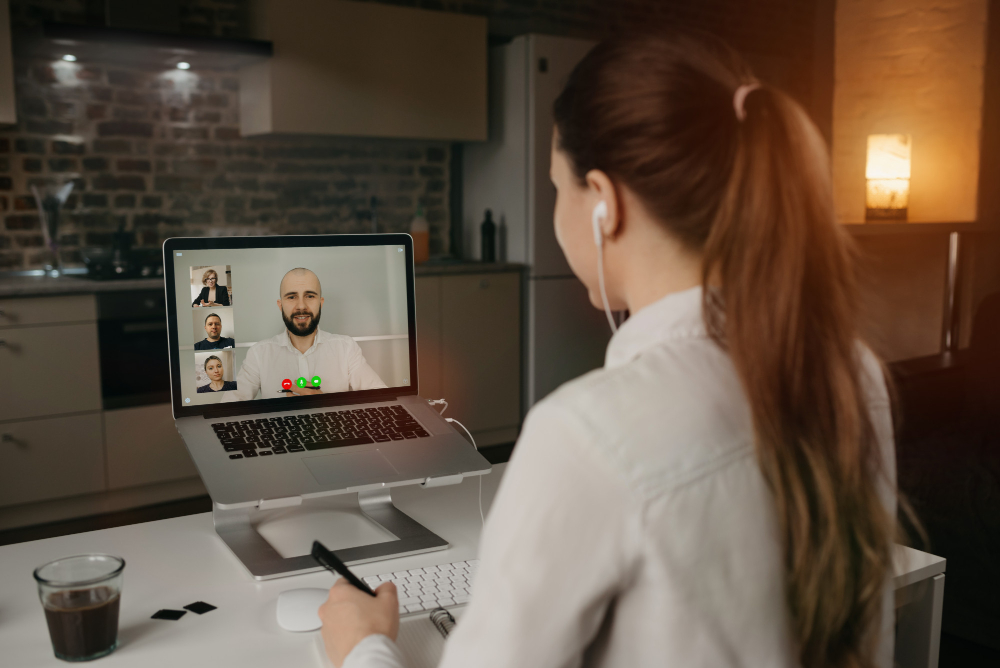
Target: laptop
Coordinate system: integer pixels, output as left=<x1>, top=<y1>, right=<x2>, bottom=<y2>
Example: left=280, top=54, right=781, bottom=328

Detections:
left=163, top=234, right=492, bottom=578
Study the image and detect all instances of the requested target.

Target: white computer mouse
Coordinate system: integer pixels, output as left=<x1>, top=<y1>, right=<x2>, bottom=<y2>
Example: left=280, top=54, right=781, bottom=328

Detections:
left=276, top=588, right=329, bottom=632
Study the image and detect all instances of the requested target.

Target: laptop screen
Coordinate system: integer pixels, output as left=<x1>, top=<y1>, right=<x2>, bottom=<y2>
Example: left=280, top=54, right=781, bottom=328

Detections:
left=163, top=235, right=417, bottom=418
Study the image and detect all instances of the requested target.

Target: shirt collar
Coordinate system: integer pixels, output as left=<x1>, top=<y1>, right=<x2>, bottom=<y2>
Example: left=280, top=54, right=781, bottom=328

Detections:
left=281, top=328, right=324, bottom=355
left=605, top=286, right=708, bottom=370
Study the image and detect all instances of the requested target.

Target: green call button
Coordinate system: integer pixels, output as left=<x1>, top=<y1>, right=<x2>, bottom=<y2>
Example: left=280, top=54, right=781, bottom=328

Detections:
left=311, top=376, right=322, bottom=387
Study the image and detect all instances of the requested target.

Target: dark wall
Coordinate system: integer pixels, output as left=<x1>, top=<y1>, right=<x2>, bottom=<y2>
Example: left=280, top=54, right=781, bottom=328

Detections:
left=978, top=0, right=1000, bottom=225
left=0, top=0, right=830, bottom=271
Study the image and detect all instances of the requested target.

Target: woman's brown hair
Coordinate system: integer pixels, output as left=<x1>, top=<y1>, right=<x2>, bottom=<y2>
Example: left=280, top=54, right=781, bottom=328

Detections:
left=554, top=33, right=895, bottom=667
left=202, top=269, right=218, bottom=285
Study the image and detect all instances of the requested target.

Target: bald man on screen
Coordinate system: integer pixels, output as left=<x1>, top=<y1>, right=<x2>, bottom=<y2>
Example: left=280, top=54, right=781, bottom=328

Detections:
left=223, top=268, right=387, bottom=402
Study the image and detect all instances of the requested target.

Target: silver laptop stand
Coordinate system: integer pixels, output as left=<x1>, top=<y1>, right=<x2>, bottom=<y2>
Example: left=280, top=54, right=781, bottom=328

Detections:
left=213, top=488, right=449, bottom=580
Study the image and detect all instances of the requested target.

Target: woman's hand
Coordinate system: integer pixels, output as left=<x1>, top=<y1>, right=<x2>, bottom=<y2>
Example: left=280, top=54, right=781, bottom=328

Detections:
left=319, top=579, right=399, bottom=667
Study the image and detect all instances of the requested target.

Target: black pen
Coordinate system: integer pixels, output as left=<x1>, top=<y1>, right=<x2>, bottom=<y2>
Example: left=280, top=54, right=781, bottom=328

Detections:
left=311, top=540, right=376, bottom=596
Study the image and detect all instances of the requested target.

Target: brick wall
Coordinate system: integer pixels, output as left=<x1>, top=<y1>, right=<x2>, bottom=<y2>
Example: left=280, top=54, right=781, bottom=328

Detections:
left=1, top=0, right=825, bottom=270
left=0, top=62, right=449, bottom=269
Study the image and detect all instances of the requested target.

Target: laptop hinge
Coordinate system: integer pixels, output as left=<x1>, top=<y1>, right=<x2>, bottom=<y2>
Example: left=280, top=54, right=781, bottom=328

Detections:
left=419, top=473, right=464, bottom=488
left=257, top=496, right=303, bottom=510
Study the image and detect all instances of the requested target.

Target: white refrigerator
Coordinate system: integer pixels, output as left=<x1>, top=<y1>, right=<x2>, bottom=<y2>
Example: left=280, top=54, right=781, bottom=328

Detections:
left=463, top=34, right=612, bottom=413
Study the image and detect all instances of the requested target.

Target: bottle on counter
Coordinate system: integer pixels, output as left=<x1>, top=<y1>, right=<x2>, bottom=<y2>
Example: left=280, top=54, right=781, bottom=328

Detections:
left=497, top=213, right=507, bottom=262
left=410, top=205, right=430, bottom=264
left=480, top=209, right=496, bottom=263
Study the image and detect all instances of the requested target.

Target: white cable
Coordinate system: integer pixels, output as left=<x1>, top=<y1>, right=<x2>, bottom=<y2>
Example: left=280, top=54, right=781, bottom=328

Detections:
left=446, top=417, right=485, bottom=528
left=596, top=246, right=618, bottom=333
left=446, top=417, right=475, bottom=449
left=426, top=398, right=448, bottom=416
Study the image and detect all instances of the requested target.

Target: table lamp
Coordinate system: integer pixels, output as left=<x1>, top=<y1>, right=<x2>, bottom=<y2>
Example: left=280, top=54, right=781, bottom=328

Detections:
left=865, top=134, right=911, bottom=221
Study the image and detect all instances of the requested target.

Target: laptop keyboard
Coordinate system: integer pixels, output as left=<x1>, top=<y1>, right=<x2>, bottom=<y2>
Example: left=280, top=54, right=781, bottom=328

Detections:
left=212, top=405, right=430, bottom=460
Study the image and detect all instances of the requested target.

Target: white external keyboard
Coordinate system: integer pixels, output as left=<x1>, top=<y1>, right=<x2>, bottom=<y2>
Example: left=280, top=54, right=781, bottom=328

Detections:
left=364, top=559, right=480, bottom=616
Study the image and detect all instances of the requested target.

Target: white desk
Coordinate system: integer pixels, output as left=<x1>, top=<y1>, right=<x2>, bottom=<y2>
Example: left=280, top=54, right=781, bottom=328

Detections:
left=0, top=462, right=945, bottom=668
left=893, top=544, right=947, bottom=668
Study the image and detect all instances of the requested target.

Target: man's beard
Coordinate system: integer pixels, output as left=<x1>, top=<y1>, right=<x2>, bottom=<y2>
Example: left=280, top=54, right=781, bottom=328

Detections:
left=282, top=306, right=322, bottom=337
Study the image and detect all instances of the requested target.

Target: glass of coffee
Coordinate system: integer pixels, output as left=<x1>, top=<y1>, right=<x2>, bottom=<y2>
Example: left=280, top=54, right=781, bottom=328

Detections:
left=33, top=554, right=125, bottom=662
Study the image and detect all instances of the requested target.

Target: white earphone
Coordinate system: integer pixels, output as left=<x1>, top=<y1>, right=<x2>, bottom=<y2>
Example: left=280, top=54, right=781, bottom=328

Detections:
left=591, top=200, right=617, bottom=333
left=592, top=200, right=608, bottom=248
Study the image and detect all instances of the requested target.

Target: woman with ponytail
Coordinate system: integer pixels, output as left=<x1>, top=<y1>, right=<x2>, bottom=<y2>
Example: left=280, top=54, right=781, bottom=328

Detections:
left=320, top=31, right=899, bottom=668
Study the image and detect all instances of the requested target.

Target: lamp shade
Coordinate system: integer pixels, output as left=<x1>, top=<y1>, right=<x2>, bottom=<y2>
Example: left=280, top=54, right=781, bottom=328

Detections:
left=866, top=134, right=911, bottom=220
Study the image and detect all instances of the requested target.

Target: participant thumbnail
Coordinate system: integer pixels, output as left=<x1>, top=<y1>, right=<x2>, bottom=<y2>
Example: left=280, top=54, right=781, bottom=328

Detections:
left=191, top=265, right=232, bottom=307
left=195, top=350, right=237, bottom=394
left=192, top=309, right=236, bottom=350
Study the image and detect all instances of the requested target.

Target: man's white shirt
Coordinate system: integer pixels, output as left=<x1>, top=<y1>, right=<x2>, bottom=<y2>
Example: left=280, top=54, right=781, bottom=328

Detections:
left=222, top=329, right=387, bottom=402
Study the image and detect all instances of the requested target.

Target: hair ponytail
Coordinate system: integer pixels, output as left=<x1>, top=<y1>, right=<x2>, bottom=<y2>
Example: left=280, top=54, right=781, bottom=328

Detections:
left=555, top=32, right=897, bottom=668
left=703, top=86, right=894, bottom=668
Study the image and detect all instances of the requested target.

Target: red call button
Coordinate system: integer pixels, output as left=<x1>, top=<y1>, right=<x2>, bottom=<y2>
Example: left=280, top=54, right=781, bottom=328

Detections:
left=281, top=379, right=293, bottom=390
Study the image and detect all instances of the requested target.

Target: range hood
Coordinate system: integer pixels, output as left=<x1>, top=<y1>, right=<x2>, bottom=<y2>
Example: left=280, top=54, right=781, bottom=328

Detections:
left=15, top=22, right=272, bottom=70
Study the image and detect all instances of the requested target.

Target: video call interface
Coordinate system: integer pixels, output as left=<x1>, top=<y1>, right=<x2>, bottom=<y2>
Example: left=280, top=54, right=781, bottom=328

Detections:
left=171, top=245, right=412, bottom=407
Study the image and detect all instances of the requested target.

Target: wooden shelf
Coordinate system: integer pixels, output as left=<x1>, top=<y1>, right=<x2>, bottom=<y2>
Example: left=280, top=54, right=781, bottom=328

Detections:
left=844, top=222, right=996, bottom=235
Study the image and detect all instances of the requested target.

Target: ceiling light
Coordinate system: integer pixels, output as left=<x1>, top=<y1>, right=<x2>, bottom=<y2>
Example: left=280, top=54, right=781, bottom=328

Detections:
left=177, top=62, right=191, bottom=70
left=61, top=54, right=76, bottom=62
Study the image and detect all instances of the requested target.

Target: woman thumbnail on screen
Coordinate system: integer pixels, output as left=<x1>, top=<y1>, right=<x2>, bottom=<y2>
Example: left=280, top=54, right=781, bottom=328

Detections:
left=191, top=265, right=232, bottom=307
left=195, top=350, right=237, bottom=394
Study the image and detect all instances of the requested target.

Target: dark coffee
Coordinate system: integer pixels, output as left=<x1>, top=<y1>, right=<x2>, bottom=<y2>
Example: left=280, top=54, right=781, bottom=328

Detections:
left=43, top=586, right=120, bottom=660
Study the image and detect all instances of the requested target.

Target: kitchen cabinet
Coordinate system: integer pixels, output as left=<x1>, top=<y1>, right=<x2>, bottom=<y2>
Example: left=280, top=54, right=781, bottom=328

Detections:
left=0, top=414, right=105, bottom=508
left=0, top=294, right=96, bottom=327
left=0, top=296, right=102, bottom=422
left=104, top=404, right=199, bottom=490
left=240, top=0, right=486, bottom=141
left=0, top=0, right=14, bottom=125
left=416, top=271, right=522, bottom=447
left=414, top=276, right=443, bottom=401
left=0, top=293, right=199, bottom=527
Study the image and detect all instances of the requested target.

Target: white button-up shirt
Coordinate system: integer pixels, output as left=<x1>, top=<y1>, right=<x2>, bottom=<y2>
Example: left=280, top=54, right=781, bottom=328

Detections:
left=344, top=286, right=896, bottom=668
left=222, top=329, right=387, bottom=403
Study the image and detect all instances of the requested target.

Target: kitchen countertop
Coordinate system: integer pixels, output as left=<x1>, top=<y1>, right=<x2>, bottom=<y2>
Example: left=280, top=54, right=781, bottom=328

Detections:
left=0, top=262, right=526, bottom=298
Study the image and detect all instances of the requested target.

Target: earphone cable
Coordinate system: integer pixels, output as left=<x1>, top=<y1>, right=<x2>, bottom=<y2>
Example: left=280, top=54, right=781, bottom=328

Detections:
left=596, top=245, right=618, bottom=333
